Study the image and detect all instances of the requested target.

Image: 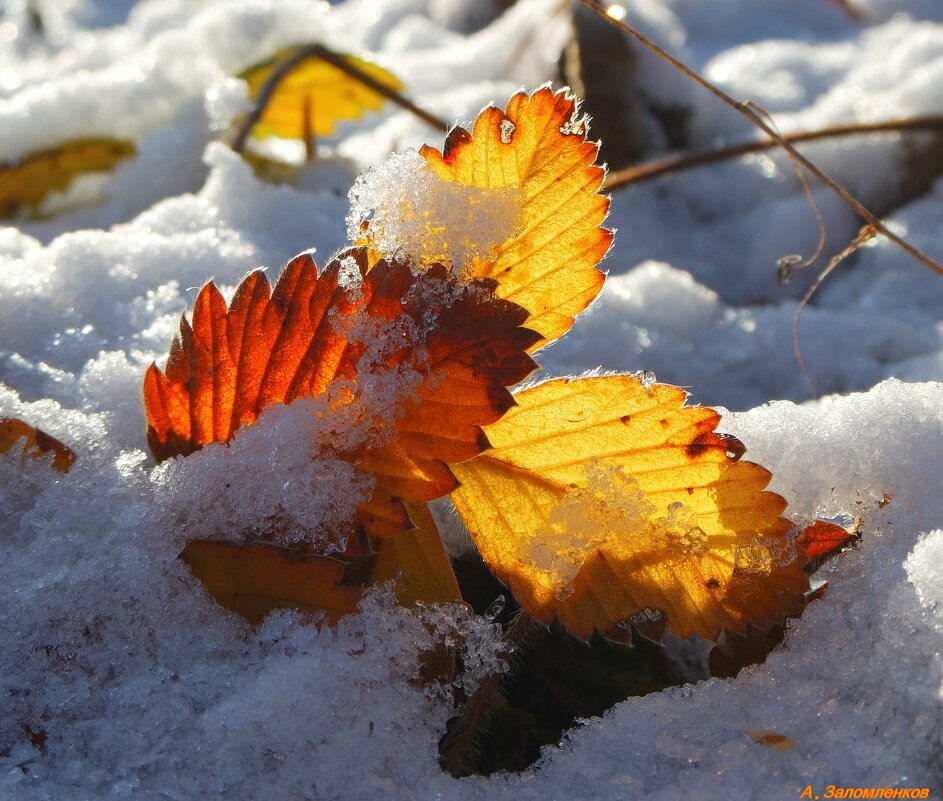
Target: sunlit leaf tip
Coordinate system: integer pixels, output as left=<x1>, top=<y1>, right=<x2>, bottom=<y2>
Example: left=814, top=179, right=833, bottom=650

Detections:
left=418, top=85, right=612, bottom=350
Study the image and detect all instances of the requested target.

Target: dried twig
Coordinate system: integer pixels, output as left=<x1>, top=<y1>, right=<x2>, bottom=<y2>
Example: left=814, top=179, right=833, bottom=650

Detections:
left=748, top=102, right=827, bottom=276
left=231, top=43, right=449, bottom=154
left=606, top=116, right=943, bottom=189
left=577, top=0, right=943, bottom=280
left=302, top=94, right=315, bottom=161
left=792, top=224, right=878, bottom=394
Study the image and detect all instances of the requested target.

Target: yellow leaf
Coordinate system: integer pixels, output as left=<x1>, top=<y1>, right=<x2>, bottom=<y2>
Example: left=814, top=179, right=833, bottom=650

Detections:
left=418, top=87, right=611, bottom=350
left=449, top=375, right=808, bottom=641
left=0, top=417, right=76, bottom=472
left=369, top=501, right=461, bottom=606
left=241, top=48, right=403, bottom=140
left=0, top=138, right=135, bottom=219
left=179, top=539, right=363, bottom=625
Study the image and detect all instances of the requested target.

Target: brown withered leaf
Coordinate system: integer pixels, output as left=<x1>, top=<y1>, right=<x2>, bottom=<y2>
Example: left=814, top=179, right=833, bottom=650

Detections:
left=796, top=519, right=854, bottom=562
left=144, top=246, right=538, bottom=540
left=180, top=539, right=363, bottom=624
left=747, top=730, right=797, bottom=751
left=0, top=417, right=76, bottom=472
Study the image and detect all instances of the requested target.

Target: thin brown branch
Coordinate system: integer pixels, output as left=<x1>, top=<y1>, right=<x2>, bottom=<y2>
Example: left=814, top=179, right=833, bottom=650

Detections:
left=606, top=116, right=943, bottom=189
left=792, top=224, right=878, bottom=395
left=578, top=0, right=943, bottom=279
left=828, top=0, right=865, bottom=22
left=746, top=102, right=827, bottom=276
left=231, top=43, right=449, bottom=154
left=302, top=94, right=316, bottom=161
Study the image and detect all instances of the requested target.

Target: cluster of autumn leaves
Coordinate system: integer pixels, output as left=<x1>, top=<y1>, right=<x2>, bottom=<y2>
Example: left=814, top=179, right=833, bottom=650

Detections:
left=141, top=87, right=848, bottom=644
left=0, top=77, right=850, bottom=646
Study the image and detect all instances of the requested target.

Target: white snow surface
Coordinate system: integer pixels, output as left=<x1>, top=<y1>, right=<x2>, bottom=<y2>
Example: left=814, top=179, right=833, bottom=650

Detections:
left=2, top=0, right=943, bottom=798
left=347, top=150, right=524, bottom=274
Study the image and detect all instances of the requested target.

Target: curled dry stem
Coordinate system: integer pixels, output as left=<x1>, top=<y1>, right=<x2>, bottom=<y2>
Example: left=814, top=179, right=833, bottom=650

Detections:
left=792, top=224, right=878, bottom=395
left=743, top=101, right=827, bottom=277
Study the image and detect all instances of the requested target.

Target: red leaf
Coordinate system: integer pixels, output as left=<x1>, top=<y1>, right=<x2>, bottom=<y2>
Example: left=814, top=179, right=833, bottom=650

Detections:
left=796, top=520, right=854, bottom=561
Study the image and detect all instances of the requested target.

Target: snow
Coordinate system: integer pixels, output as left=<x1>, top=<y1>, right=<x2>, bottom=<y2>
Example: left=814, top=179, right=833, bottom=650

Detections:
left=152, top=397, right=375, bottom=551
left=347, top=150, right=523, bottom=275
left=2, top=0, right=943, bottom=798
left=907, top=530, right=943, bottom=621
left=530, top=461, right=659, bottom=598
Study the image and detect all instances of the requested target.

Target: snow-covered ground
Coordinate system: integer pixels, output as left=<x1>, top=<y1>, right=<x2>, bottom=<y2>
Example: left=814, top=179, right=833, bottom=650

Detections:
left=2, top=0, right=942, bottom=798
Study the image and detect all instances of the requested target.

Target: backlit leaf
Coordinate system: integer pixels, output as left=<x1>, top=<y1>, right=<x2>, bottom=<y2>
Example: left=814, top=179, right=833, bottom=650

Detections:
left=796, top=519, right=854, bottom=561
left=180, top=539, right=363, bottom=624
left=418, top=86, right=611, bottom=349
left=0, top=138, right=135, bottom=219
left=0, top=417, right=76, bottom=472
left=241, top=48, right=403, bottom=141
left=449, top=375, right=809, bottom=641
left=369, top=501, right=461, bottom=606
left=144, top=247, right=538, bottom=540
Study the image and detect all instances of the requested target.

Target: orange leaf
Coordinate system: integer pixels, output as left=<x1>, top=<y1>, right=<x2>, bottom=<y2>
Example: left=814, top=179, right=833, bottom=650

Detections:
left=450, top=375, right=808, bottom=641
left=144, top=247, right=538, bottom=540
left=418, top=87, right=611, bottom=350
left=0, top=417, right=76, bottom=472
left=796, top=519, right=854, bottom=561
left=180, top=539, right=363, bottom=624
left=747, top=730, right=797, bottom=751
